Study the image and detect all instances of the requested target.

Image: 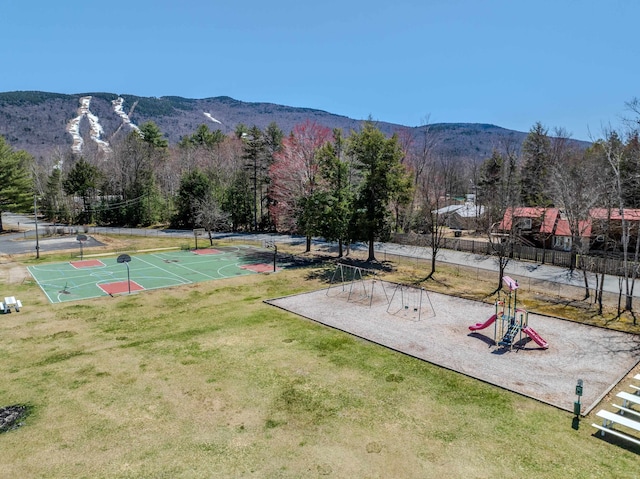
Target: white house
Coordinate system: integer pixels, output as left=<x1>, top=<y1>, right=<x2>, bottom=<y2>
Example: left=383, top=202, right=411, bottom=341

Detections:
left=433, top=202, right=485, bottom=230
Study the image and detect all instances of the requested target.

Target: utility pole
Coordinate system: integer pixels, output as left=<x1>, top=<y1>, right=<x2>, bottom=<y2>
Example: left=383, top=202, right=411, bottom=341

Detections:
left=34, top=194, right=40, bottom=259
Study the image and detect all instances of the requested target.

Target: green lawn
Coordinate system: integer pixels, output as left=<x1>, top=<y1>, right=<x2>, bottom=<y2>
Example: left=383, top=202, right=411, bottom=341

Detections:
left=1, top=261, right=639, bottom=478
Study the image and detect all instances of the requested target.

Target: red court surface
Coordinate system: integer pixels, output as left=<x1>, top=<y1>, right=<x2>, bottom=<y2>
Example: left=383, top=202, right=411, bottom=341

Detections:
left=99, top=280, right=145, bottom=295
left=240, top=263, right=279, bottom=273
left=193, top=249, right=222, bottom=255
left=70, top=259, right=105, bottom=268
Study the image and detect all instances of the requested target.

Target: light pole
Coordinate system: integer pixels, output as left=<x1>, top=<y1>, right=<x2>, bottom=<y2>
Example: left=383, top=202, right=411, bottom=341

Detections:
left=34, top=194, right=40, bottom=259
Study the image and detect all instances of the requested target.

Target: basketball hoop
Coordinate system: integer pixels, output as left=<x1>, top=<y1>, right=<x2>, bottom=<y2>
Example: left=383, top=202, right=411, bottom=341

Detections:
left=193, top=228, right=206, bottom=250
left=262, top=240, right=277, bottom=272
left=76, top=234, right=88, bottom=260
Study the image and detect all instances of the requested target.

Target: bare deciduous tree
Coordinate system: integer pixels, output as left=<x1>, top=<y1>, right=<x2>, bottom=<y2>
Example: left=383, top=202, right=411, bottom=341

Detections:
left=548, top=129, right=600, bottom=300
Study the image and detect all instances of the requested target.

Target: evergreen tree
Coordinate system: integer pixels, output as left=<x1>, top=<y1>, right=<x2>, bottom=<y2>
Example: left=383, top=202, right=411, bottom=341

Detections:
left=139, top=121, right=169, bottom=149
left=42, top=166, right=70, bottom=223
left=520, top=122, right=552, bottom=206
left=263, top=121, right=284, bottom=157
left=173, top=169, right=212, bottom=229
left=184, top=124, right=225, bottom=148
left=223, top=170, right=253, bottom=231
left=308, top=129, right=353, bottom=257
left=234, top=123, right=249, bottom=139
left=478, top=150, right=506, bottom=227
left=347, top=121, right=412, bottom=261
left=242, top=126, right=268, bottom=230
left=620, top=132, right=640, bottom=208
left=63, top=157, right=102, bottom=223
left=0, top=136, right=34, bottom=231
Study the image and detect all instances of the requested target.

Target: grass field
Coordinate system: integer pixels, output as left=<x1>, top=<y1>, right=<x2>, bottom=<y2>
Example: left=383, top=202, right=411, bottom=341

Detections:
left=1, top=237, right=639, bottom=478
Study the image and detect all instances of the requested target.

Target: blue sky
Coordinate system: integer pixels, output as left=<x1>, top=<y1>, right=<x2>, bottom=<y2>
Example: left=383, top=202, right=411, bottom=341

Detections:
left=2, top=0, right=638, bottom=141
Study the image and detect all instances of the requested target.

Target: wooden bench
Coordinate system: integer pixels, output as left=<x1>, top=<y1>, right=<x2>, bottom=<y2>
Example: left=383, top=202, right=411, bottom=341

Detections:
left=592, top=409, right=640, bottom=446
left=630, top=384, right=640, bottom=394
left=617, top=391, right=640, bottom=410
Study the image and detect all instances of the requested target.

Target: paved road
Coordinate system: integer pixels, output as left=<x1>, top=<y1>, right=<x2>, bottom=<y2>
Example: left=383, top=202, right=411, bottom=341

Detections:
left=0, top=213, right=103, bottom=255
left=1, top=212, right=636, bottom=298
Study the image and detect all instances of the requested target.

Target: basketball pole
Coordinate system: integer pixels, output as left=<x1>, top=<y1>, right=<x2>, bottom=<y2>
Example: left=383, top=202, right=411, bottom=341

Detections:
left=34, top=194, right=40, bottom=259
left=117, top=254, right=132, bottom=294
left=126, top=262, right=131, bottom=294
left=264, top=240, right=277, bottom=272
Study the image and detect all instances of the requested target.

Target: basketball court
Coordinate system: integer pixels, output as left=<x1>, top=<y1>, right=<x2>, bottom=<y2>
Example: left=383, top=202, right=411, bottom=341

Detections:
left=28, top=245, right=279, bottom=303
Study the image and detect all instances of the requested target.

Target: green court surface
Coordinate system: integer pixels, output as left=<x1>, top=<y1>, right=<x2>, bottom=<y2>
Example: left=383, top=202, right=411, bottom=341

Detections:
left=27, top=246, right=279, bottom=304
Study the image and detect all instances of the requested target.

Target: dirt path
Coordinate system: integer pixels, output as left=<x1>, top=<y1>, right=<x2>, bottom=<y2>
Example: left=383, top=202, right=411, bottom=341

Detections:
left=0, top=255, right=30, bottom=284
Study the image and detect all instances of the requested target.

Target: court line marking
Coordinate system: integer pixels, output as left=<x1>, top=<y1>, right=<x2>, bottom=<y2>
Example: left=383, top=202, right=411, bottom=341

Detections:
left=132, top=255, right=193, bottom=285
left=149, top=253, right=233, bottom=280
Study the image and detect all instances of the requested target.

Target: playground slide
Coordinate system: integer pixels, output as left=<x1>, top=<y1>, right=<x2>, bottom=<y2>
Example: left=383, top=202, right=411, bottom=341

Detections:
left=469, top=314, right=497, bottom=331
left=522, top=326, right=549, bottom=349
left=503, top=275, right=519, bottom=291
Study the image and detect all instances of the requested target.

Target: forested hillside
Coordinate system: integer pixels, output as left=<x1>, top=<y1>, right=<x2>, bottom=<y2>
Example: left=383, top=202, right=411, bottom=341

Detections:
left=0, top=91, right=541, bottom=161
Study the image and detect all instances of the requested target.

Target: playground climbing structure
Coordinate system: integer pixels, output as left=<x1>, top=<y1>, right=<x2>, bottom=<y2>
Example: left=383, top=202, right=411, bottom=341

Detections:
left=468, top=275, right=548, bottom=350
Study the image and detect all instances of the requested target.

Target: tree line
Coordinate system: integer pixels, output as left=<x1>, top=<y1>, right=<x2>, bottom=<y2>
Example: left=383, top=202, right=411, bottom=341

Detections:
left=1, top=100, right=640, bottom=283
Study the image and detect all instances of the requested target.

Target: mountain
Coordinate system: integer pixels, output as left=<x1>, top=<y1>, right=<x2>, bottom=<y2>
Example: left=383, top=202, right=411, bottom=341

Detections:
left=0, top=91, right=583, bottom=161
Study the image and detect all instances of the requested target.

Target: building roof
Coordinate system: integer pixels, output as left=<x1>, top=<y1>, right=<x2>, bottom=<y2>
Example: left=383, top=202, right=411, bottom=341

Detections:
left=433, top=202, right=485, bottom=218
left=590, top=208, right=640, bottom=221
left=498, top=207, right=558, bottom=231
left=554, top=218, right=592, bottom=238
left=497, top=206, right=640, bottom=238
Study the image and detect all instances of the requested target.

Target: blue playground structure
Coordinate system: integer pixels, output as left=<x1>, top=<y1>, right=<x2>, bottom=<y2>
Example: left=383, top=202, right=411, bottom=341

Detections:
left=468, top=276, right=548, bottom=350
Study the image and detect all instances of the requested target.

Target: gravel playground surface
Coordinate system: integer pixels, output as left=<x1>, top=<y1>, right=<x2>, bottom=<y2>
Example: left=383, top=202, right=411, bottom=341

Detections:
left=267, top=280, right=640, bottom=414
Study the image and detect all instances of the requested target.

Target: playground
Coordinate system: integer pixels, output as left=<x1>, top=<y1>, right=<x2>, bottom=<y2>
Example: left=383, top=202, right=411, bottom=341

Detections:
left=267, top=268, right=640, bottom=414
left=27, top=245, right=279, bottom=303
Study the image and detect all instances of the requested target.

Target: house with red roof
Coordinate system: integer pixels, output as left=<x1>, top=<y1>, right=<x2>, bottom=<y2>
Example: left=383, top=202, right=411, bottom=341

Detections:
left=550, top=215, right=592, bottom=251
left=496, top=207, right=561, bottom=248
left=587, top=208, right=640, bottom=251
left=494, top=206, right=640, bottom=252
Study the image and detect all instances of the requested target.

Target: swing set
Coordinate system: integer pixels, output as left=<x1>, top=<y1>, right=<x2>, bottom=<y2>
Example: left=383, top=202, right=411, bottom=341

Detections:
left=386, top=283, right=434, bottom=321
left=326, top=263, right=434, bottom=320
left=326, top=263, right=382, bottom=307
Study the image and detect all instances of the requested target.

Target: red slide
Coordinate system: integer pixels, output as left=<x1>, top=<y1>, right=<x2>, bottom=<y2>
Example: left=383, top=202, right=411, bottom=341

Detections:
left=522, top=326, right=549, bottom=349
left=469, top=314, right=497, bottom=331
